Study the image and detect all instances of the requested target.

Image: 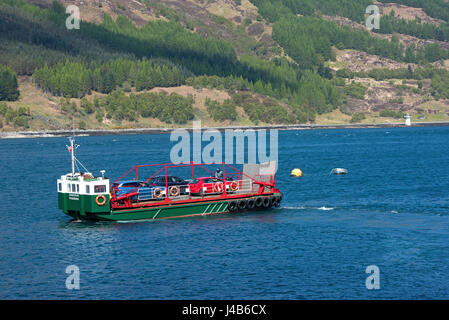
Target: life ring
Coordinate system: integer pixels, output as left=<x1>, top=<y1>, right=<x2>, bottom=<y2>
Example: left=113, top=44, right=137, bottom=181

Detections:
left=255, top=197, right=264, bottom=207
left=238, top=200, right=247, bottom=210
left=153, top=188, right=163, bottom=199
left=169, top=186, right=180, bottom=197
left=96, top=194, right=107, bottom=206
left=262, top=197, right=270, bottom=208
left=213, top=182, right=224, bottom=193
left=246, top=198, right=255, bottom=209
left=228, top=201, right=238, bottom=212
left=230, top=181, right=239, bottom=192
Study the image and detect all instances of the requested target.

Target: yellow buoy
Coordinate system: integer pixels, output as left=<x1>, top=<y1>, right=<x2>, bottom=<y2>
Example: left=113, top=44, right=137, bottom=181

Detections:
left=290, top=168, right=303, bottom=177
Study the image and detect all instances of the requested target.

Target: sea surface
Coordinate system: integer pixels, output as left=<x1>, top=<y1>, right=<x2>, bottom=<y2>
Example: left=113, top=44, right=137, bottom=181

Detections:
left=0, top=127, right=448, bottom=299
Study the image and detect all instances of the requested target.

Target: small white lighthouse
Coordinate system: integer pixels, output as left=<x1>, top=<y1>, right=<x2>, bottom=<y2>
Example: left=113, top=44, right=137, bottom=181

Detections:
left=405, top=113, right=411, bottom=126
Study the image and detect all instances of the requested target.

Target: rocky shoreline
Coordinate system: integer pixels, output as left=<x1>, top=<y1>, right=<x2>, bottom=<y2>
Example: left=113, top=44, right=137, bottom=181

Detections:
left=2, top=121, right=449, bottom=139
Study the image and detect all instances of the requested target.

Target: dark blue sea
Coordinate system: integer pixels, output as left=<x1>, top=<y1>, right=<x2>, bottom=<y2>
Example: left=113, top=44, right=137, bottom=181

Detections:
left=1, top=127, right=449, bottom=299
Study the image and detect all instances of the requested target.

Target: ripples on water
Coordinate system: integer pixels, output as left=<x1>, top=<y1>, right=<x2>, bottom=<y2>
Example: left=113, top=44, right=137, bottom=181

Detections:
left=0, top=127, right=449, bottom=299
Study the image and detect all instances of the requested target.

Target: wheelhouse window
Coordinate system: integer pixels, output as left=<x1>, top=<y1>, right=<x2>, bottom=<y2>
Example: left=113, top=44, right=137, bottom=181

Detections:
left=86, top=185, right=90, bottom=194
left=76, top=184, right=79, bottom=193
left=94, top=185, right=107, bottom=193
left=58, top=183, right=62, bottom=191
left=72, top=184, right=76, bottom=193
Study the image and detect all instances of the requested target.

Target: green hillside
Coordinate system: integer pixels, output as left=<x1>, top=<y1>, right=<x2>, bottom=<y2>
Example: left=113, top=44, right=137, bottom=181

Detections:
left=2, top=0, right=449, bottom=131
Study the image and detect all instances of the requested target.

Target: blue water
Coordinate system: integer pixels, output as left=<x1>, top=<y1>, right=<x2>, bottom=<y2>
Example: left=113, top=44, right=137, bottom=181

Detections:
left=0, top=127, right=449, bottom=299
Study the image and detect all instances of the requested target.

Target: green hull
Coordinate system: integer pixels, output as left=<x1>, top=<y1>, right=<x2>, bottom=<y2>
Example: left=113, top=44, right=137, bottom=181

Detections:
left=60, top=193, right=282, bottom=221
left=97, top=200, right=231, bottom=221
left=58, top=192, right=111, bottom=219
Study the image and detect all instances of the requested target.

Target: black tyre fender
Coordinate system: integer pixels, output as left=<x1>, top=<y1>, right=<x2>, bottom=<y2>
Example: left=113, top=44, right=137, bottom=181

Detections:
left=273, top=196, right=281, bottom=207
left=246, top=198, right=255, bottom=209
left=262, top=197, right=270, bottom=208
left=255, top=197, right=264, bottom=207
left=238, top=200, right=247, bottom=210
left=228, top=201, right=238, bottom=212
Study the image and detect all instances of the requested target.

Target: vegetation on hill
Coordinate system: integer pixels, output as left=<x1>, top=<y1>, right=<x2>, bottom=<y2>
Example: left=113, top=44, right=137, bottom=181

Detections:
left=0, top=65, right=20, bottom=101
left=0, top=102, right=30, bottom=128
left=374, top=11, right=449, bottom=42
left=2, top=0, right=449, bottom=130
left=251, top=0, right=372, bottom=22
left=0, top=0, right=341, bottom=127
left=252, top=0, right=449, bottom=67
left=33, top=59, right=189, bottom=98
left=377, top=0, right=449, bottom=22
left=205, top=98, right=238, bottom=122
left=98, top=90, right=195, bottom=124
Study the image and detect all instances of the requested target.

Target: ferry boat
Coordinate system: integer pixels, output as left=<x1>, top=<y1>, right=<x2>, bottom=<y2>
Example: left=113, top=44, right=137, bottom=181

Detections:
left=57, top=137, right=282, bottom=221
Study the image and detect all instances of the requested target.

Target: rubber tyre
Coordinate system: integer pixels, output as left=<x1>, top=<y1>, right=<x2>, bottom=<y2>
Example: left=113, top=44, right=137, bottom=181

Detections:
left=246, top=198, right=255, bottom=210
left=262, top=197, right=270, bottom=208
left=238, top=200, right=247, bottom=210
left=273, top=196, right=281, bottom=207
left=255, top=197, right=264, bottom=208
left=228, top=201, right=238, bottom=212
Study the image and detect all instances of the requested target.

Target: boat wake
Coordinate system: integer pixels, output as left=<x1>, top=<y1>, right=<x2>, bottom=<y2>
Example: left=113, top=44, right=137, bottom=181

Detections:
left=317, top=206, right=335, bottom=211
left=282, top=206, right=336, bottom=211
left=282, top=206, right=306, bottom=210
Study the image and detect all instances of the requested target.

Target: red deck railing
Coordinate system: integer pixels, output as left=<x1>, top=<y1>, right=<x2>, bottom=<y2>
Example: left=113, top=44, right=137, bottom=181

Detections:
left=110, top=162, right=277, bottom=210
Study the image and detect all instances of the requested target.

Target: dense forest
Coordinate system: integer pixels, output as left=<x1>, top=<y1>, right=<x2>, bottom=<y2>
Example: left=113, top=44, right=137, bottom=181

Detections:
left=33, top=59, right=189, bottom=98
left=0, top=65, right=19, bottom=101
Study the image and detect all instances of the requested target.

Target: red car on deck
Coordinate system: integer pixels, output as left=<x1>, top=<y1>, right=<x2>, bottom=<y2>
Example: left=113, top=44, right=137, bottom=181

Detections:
left=188, top=177, right=240, bottom=196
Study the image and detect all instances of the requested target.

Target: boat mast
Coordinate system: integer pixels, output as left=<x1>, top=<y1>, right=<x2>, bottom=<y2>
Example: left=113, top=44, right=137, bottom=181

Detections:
left=70, top=136, right=75, bottom=176
left=69, top=118, right=76, bottom=176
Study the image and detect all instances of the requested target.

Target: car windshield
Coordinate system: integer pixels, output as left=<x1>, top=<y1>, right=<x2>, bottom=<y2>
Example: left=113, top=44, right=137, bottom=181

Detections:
left=122, top=182, right=145, bottom=188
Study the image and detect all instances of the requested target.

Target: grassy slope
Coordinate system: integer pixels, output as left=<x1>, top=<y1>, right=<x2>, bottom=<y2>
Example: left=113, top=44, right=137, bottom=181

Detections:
left=1, top=76, right=276, bottom=131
